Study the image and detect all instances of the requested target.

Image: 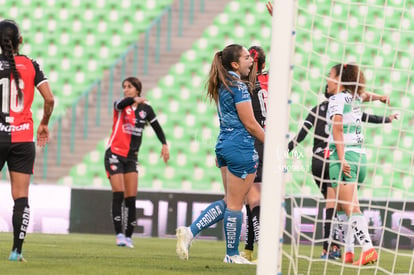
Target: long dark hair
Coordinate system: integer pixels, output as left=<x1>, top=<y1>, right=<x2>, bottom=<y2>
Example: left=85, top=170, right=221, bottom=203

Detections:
left=206, top=44, right=245, bottom=104
left=248, top=45, right=266, bottom=89
left=0, top=19, right=23, bottom=101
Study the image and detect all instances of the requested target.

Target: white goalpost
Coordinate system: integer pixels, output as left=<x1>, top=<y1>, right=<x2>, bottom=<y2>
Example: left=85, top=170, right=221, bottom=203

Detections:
left=257, top=0, right=295, bottom=274
left=258, top=0, right=414, bottom=274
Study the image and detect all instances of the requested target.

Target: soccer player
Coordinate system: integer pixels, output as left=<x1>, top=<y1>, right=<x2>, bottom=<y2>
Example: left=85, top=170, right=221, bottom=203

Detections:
left=326, top=63, right=389, bottom=265
left=240, top=45, right=268, bottom=262
left=104, top=76, right=169, bottom=248
left=0, top=19, right=55, bottom=262
left=288, top=85, right=398, bottom=260
left=176, top=44, right=264, bottom=264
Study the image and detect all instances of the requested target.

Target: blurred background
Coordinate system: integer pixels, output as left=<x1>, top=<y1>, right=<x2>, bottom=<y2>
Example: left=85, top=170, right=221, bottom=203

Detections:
left=0, top=0, right=413, bottom=201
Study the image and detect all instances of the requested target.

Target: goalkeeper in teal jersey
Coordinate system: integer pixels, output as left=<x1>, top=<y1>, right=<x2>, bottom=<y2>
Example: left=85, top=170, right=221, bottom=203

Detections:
left=326, top=63, right=390, bottom=266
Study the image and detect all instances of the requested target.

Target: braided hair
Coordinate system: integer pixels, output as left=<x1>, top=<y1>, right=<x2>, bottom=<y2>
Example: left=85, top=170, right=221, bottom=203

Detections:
left=0, top=19, right=23, bottom=101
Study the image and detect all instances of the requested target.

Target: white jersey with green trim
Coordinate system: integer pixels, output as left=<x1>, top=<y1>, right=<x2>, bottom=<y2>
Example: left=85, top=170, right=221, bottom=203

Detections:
left=327, top=91, right=364, bottom=153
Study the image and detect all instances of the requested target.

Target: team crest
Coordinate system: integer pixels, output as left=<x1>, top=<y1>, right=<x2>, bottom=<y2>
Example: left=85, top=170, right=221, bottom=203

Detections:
left=139, top=110, right=147, bottom=119
left=110, top=164, right=118, bottom=171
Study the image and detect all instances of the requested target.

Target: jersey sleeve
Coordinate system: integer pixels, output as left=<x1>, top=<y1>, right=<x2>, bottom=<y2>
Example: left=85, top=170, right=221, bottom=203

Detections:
left=31, top=59, right=48, bottom=87
left=304, top=105, right=317, bottom=127
left=233, top=82, right=251, bottom=105
left=327, top=94, right=344, bottom=118
left=144, top=104, right=157, bottom=123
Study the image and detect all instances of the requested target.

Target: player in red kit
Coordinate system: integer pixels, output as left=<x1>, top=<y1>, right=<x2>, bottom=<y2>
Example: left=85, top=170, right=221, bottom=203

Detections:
left=0, top=19, right=54, bottom=262
left=104, top=76, right=169, bottom=248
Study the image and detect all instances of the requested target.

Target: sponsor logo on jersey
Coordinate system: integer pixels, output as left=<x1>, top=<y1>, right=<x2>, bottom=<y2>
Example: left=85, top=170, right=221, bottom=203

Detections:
left=109, top=154, right=119, bottom=164
left=0, top=122, right=30, bottom=132
left=5, top=116, right=14, bottom=123
left=122, top=124, right=143, bottom=136
left=138, top=110, right=147, bottom=119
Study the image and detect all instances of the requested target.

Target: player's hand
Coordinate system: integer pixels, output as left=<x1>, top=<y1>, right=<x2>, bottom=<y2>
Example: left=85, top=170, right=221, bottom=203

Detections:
left=161, top=144, right=170, bottom=163
left=266, top=1, right=273, bottom=16
left=379, top=95, right=390, bottom=105
left=389, top=113, right=399, bottom=122
left=341, top=159, right=351, bottom=178
left=134, top=96, right=146, bottom=105
left=37, top=124, right=49, bottom=147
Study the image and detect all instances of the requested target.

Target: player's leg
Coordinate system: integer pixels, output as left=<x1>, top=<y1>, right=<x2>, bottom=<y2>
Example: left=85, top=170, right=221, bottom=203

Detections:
left=312, top=153, right=338, bottom=259
left=123, top=169, right=138, bottom=248
left=242, top=183, right=261, bottom=261
left=104, top=149, right=126, bottom=246
left=176, top=165, right=227, bottom=260
left=8, top=142, right=35, bottom=262
left=223, top=169, right=254, bottom=264
left=337, top=152, right=376, bottom=265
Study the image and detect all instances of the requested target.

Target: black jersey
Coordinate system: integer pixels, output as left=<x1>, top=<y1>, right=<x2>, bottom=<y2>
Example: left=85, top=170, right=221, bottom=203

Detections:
left=251, top=73, right=268, bottom=129
left=107, top=98, right=166, bottom=159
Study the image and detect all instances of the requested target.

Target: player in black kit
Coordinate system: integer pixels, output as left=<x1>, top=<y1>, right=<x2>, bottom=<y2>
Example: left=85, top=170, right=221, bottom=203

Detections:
left=104, top=76, right=169, bottom=248
left=288, top=85, right=398, bottom=259
left=240, top=45, right=268, bottom=261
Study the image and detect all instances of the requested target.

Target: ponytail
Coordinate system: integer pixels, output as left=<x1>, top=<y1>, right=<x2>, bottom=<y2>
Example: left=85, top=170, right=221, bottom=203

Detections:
left=0, top=20, right=23, bottom=102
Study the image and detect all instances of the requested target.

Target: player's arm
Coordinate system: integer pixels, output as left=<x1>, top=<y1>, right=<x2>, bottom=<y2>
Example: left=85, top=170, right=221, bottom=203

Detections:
left=115, top=97, right=146, bottom=110
left=361, top=91, right=390, bottom=104
left=288, top=106, right=316, bottom=152
left=149, top=116, right=169, bottom=163
left=36, top=82, right=54, bottom=147
left=237, top=101, right=265, bottom=143
left=361, top=112, right=398, bottom=124
left=332, top=114, right=351, bottom=177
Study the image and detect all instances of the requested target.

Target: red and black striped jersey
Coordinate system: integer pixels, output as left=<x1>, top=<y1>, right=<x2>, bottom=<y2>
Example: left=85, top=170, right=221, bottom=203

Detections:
left=107, top=98, right=166, bottom=159
left=0, top=54, right=47, bottom=143
left=251, top=72, right=269, bottom=129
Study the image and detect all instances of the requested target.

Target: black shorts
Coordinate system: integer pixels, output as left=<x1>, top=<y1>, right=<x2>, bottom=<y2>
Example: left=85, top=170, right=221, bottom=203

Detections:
left=0, top=142, right=35, bottom=174
left=254, top=140, right=264, bottom=183
left=104, top=148, right=138, bottom=177
left=311, top=151, right=331, bottom=197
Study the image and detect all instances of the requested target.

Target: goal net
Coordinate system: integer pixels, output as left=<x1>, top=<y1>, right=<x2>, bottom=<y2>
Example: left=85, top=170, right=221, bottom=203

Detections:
left=261, top=0, right=414, bottom=274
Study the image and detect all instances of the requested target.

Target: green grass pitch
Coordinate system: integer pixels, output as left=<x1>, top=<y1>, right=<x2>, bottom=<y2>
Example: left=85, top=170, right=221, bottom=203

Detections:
left=0, top=233, right=412, bottom=274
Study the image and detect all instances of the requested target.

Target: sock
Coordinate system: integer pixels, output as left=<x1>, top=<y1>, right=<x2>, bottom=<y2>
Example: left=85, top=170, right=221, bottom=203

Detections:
left=339, top=212, right=354, bottom=253
left=124, top=197, right=137, bottom=238
left=244, top=204, right=254, bottom=251
left=337, top=211, right=347, bottom=243
left=224, top=209, right=243, bottom=256
left=350, top=214, right=373, bottom=252
left=190, top=199, right=226, bottom=237
left=323, top=208, right=334, bottom=251
left=112, top=192, right=124, bottom=235
left=251, top=206, right=260, bottom=243
left=12, top=197, right=30, bottom=254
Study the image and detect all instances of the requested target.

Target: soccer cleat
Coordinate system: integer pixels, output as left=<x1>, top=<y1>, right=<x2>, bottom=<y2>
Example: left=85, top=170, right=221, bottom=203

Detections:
left=176, top=226, right=193, bottom=260
left=329, top=246, right=342, bottom=260
left=223, top=254, right=253, bottom=264
left=125, top=237, right=134, bottom=248
left=8, top=249, right=26, bottom=262
left=240, top=249, right=254, bottom=261
left=353, top=248, right=378, bottom=266
left=320, top=249, right=336, bottom=260
left=116, top=233, right=126, bottom=246
left=344, top=252, right=354, bottom=263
